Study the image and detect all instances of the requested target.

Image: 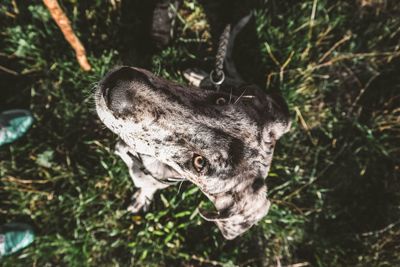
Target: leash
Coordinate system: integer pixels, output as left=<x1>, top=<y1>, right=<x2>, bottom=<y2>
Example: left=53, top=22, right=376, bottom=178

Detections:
left=210, top=24, right=231, bottom=91
left=209, top=13, right=253, bottom=91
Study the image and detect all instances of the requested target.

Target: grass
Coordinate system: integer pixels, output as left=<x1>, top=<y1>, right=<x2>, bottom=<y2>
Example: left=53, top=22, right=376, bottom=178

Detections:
left=1, top=0, right=399, bottom=266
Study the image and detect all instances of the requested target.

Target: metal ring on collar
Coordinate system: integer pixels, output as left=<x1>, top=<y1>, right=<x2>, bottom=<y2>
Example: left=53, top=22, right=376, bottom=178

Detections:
left=209, top=70, right=225, bottom=85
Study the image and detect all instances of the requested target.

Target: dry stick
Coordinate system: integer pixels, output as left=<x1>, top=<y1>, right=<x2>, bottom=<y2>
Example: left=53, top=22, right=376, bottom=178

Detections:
left=318, top=33, right=352, bottom=63
left=1, top=176, right=51, bottom=184
left=0, top=65, right=18, bottom=75
left=43, top=0, right=91, bottom=71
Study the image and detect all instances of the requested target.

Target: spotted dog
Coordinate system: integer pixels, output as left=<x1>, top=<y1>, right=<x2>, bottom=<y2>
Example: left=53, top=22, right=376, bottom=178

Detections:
left=94, top=16, right=290, bottom=240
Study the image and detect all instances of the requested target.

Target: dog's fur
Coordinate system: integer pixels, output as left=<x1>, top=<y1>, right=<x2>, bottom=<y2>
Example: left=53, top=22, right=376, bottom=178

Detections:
left=95, top=15, right=290, bottom=240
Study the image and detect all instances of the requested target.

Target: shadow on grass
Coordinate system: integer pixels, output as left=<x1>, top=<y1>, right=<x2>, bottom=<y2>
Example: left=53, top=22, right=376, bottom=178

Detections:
left=297, top=58, right=400, bottom=265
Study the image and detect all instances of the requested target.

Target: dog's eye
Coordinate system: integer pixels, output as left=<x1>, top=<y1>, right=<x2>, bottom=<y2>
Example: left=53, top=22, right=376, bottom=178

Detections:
left=192, top=154, right=207, bottom=173
left=216, top=97, right=227, bottom=105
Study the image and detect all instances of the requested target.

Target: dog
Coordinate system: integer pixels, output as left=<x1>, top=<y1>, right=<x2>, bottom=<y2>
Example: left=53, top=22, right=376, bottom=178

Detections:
left=94, top=14, right=290, bottom=240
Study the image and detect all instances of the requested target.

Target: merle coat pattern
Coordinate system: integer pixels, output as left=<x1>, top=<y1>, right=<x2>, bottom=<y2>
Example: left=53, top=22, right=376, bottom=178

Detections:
left=95, top=4, right=290, bottom=239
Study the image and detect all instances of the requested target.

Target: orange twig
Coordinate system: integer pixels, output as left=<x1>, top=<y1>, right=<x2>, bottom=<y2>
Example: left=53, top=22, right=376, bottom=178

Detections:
left=43, top=0, right=91, bottom=71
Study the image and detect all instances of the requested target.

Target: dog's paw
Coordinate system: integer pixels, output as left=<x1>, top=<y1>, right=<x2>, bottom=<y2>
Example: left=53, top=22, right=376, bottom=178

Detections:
left=127, top=189, right=152, bottom=213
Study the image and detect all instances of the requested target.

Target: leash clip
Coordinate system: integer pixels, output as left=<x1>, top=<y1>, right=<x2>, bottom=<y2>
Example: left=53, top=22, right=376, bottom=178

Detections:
left=210, top=70, right=225, bottom=86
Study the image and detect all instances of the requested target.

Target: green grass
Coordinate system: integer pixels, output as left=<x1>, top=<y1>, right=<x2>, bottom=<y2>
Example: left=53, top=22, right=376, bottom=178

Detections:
left=1, top=0, right=399, bottom=266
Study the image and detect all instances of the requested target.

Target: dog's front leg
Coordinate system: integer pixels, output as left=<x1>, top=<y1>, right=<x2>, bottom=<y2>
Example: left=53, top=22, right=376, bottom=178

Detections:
left=115, top=140, right=170, bottom=213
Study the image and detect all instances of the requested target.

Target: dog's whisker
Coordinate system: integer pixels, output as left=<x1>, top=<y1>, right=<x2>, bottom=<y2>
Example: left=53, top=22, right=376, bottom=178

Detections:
left=234, top=88, right=247, bottom=104
left=177, top=179, right=185, bottom=195
left=241, top=95, right=255, bottom=99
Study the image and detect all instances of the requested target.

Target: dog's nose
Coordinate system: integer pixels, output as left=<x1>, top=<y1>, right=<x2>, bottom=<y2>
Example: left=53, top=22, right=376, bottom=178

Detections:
left=100, top=66, right=137, bottom=114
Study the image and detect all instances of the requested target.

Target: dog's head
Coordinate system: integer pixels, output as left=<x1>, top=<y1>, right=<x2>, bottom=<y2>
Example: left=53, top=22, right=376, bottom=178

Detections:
left=95, top=66, right=290, bottom=239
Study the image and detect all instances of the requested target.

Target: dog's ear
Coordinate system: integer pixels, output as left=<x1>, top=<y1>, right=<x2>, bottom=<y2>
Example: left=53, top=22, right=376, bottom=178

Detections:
left=252, top=89, right=291, bottom=141
left=200, top=177, right=271, bottom=240
left=232, top=85, right=291, bottom=141
left=264, top=91, right=291, bottom=140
